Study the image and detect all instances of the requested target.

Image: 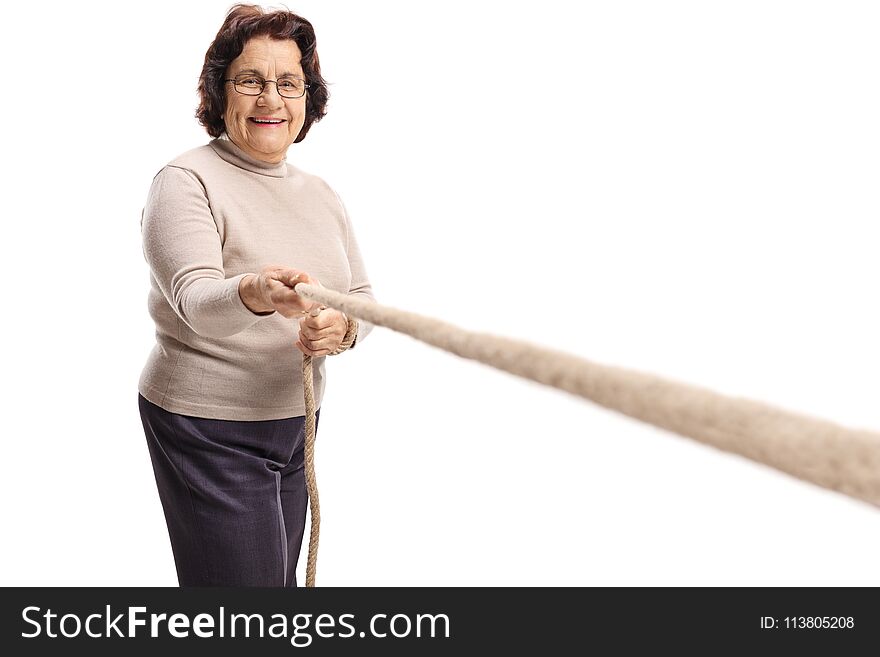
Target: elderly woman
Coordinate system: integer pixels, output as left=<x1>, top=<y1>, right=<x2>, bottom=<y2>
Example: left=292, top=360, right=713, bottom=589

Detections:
left=137, top=4, right=374, bottom=587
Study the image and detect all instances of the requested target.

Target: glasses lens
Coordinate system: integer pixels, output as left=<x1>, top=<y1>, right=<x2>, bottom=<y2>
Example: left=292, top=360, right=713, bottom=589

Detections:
left=277, top=77, right=306, bottom=98
left=234, top=76, right=264, bottom=95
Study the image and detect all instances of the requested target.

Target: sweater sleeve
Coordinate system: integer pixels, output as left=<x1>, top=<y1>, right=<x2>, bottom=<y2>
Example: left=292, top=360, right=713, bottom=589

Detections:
left=336, top=190, right=376, bottom=344
left=141, top=165, right=269, bottom=339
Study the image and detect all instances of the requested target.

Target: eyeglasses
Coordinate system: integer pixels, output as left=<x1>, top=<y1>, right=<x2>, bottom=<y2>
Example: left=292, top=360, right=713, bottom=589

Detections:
left=224, top=75, right=310, bottom=99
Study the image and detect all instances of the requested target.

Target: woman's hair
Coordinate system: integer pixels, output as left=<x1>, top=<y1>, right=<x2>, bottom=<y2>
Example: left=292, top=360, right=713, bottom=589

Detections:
left=196, top=4, right=329, bottom=142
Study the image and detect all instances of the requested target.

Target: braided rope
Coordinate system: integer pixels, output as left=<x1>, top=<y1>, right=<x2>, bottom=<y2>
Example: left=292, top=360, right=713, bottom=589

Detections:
left=301, top=353, right=320, bottom=588
left=301, top=309, right=358, bottom=587
left=294, top=282, right=880, bottom=586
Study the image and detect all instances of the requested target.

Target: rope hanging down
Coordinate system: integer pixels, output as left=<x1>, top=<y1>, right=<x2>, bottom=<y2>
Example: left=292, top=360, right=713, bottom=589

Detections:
left=300, top=353, right=320, bottom=588
left=296, top=282, right=880, bottom=587
left=300, top=301, right=356, bottom=588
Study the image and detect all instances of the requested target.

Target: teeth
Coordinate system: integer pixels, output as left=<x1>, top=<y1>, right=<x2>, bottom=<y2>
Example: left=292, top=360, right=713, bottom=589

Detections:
left=253, top=118, right=283, bottom=123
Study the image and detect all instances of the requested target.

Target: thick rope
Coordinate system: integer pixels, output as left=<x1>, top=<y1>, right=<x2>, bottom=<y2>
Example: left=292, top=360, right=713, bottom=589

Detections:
left=301, top=352, right=319, bottom=588
left=301, top=304, right=357, bottom=587
left=294, top=282, right=880, bottom=585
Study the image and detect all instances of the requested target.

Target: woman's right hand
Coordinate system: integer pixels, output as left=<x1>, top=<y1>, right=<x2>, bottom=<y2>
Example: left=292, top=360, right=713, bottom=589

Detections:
left=240, top=265, right=320, bottom=318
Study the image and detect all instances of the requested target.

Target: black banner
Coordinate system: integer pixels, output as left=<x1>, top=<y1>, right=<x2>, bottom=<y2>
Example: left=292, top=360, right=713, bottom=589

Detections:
left=1, top=587, right=875, bottom=654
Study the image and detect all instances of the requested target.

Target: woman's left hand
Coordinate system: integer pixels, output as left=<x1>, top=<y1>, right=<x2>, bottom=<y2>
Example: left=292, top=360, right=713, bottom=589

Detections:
left=296, top=306, right=347, bottom=356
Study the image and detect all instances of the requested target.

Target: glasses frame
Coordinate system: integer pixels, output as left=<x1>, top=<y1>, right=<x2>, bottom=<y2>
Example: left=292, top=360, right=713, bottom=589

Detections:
left=224, top=75, right=310, bottom=99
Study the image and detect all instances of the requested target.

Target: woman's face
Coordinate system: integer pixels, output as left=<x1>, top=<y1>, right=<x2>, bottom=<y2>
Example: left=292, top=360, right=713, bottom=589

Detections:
left=223, top=36, right=307, bottom=163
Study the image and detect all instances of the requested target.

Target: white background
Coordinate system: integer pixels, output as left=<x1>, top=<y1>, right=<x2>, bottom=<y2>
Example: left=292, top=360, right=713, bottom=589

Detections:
left=1, top=0, right=878, bottom=586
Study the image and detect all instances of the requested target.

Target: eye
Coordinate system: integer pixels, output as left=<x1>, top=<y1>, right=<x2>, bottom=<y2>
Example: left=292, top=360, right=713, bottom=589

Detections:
left=278, top=78, right=303, bottom=91
left=237, top=77, right=263, bottom=87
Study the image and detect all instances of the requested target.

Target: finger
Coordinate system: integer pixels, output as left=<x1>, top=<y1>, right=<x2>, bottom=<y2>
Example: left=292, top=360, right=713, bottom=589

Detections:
left=301, top=317, right=338, bottom=333
left=296, top=304, right=324, bottom=321
left=279, top=270, right=319, bottom=291
left=300, top=314, right=344, bottom=336
left=299, top=333, right=323, bottom=350
left=269, top=270, right=301, bottom=287
left=268, top=286, right=310, bottom=315
left=296, top=340, right=331, bottom=357
left=299, top=332, right=340, bottom=352
left=303, top=308, right=344, bottom=329
left=300, top=326, right=339, bottom=341
left=302, top=318, right=339, bottom=333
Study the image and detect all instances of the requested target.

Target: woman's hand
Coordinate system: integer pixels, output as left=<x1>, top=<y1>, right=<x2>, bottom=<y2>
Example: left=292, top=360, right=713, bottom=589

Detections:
left=296, top=307, right=348, bottom=357
left=240, top=265, right=320, bottom=318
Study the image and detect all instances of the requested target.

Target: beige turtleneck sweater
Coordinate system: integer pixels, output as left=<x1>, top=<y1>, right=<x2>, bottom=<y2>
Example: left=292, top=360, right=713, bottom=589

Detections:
left=138, top=137, right=375, bottom=420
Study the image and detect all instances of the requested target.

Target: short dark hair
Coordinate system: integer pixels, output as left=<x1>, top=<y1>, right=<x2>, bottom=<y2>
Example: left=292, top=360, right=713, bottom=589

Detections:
left=196, top=4, right=329, bottom=142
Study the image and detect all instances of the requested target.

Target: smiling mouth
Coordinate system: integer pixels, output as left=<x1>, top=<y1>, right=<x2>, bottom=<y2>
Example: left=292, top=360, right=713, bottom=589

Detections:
left=249, top=118, right=286, bottom=125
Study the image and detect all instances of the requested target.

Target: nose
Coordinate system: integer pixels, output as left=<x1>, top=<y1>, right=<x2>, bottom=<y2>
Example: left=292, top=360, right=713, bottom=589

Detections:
left=257, top=82, right=284, bottom=109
